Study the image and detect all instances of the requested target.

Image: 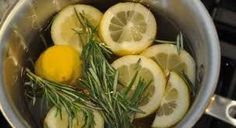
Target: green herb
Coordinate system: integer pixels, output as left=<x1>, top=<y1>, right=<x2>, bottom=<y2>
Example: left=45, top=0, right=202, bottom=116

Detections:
left=155, top=32, right=184, bottom=54
left=24, top=69, right=97, bottom=128
left=154, top=39, right=176, bottom=44
left=72, top=8, right=99, bottom=47
left=75, top=9, right=149, bottom=128
left=176, top=32, right=184, bottom=54
left=80, top=40, right=149, bottom=128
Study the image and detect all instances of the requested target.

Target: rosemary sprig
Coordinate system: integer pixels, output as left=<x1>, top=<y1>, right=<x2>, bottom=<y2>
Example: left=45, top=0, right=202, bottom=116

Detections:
left=24, top=69, right=97, bottom=128
left=75, top=9, right=149, bottom=128
left=72, top=8, right=99, bottom=47
left=155, top=32, right=184, bottom=54
left=80, top=41, right=149, bottom=128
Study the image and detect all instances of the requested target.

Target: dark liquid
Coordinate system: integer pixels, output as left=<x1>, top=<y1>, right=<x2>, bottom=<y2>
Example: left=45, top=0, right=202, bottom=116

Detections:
left=23, top=2, right=192, bottom=128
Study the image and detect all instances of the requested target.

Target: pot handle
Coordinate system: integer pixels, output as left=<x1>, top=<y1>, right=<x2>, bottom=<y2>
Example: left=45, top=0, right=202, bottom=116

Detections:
left=205, top=94, right=236, bottom=126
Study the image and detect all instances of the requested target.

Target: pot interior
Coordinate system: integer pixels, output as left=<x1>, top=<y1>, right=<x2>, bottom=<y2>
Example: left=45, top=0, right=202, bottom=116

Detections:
left=0, top=0, right=220, bottom=127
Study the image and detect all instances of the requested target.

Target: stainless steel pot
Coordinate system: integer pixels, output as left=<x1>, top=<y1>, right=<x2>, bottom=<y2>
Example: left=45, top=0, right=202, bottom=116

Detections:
left=0, top=0, right=235, bottom=128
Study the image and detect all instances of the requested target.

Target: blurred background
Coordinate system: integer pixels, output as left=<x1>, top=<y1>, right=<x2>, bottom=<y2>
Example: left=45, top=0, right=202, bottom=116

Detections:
left=0, top=0, right=236, bottom=127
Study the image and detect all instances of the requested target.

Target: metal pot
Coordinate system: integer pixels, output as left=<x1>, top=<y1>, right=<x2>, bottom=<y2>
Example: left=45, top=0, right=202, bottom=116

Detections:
left=0, top=0, right=235, bottom=127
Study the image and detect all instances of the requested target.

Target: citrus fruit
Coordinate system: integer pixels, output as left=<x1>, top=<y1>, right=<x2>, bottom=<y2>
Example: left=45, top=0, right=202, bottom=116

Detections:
left=44, top=107, right=104, bottom=128
left=141, top=44, right=196, bottom=84
left=35, top=45, right=81, bottom=85
left=152, top=72, right=190, bottom=128
left=99, top=2, right=157, bottom=56
left=112, top=55, right=166, bottom=118
left=51, top=4, right=103, bottom=53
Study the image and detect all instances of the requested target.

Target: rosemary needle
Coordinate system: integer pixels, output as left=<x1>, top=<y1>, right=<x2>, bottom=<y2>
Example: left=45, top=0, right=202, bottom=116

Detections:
left=154, top=32, right=184, bottom=54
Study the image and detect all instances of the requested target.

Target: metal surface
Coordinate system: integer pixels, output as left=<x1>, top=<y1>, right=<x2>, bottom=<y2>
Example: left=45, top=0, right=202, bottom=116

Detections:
left=0, top=0, right=222, bottom=128
left=0, top=0, right=17, bottom=23
left=205, top=95, right=236, bottom=126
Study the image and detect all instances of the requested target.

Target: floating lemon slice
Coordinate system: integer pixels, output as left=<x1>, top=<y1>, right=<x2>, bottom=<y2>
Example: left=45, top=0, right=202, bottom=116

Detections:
left=51, top=4, right=103, bottom=53
left=99, top=2, right=157, bottom=56
left=112, top=55, right=166, bottom=118
left=152, top=72, right=190, bottom=128
left=141, top=44, right=196, bottom=84
left=44, top=107, right=104, bottom=128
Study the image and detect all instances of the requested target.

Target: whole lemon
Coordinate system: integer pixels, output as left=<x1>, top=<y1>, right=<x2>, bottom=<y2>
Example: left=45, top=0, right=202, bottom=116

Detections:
left=35, top=45, right=81, bottom=85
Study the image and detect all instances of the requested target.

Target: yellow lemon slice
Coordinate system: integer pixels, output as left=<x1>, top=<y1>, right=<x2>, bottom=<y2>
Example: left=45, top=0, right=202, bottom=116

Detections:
left=112, top=55, right=166, bottom=118
left=44, top=107, right=104, bottom=128
left=141, top=44, right=196, bottom=84
left=99, top=2, right=157, bottom=56
left=152, top=72, right=190, bottom=128
left=51, top=4, right=103, bottom=53
left=35, top=45, right=81, bottom=85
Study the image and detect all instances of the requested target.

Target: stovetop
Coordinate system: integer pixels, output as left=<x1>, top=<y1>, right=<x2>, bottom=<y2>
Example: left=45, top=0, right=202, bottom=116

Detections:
left=194, top=0, right=236, bottom=127
left=1, top=0, right=236, bottom=127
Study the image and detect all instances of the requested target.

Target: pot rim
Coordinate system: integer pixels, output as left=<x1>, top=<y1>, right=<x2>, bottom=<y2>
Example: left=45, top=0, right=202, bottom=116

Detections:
left=0, top=0, right=31, bottom=127
left=176, top=0, right=221, bottom=127
left=0, top=0, right=221, bottom=128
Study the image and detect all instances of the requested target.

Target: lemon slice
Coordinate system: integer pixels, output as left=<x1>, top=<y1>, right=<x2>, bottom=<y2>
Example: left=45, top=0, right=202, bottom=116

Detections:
left=51, top=4, right=103, bottom=53
left=44, top=107, right=104, bottom=128
left=99, top=2, right=157, bottom=56
left=141, top=44, right=196, bottom=84
left=152, top=72, right=190, bottom=128
left=112, top=55, right=166, bottom=118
